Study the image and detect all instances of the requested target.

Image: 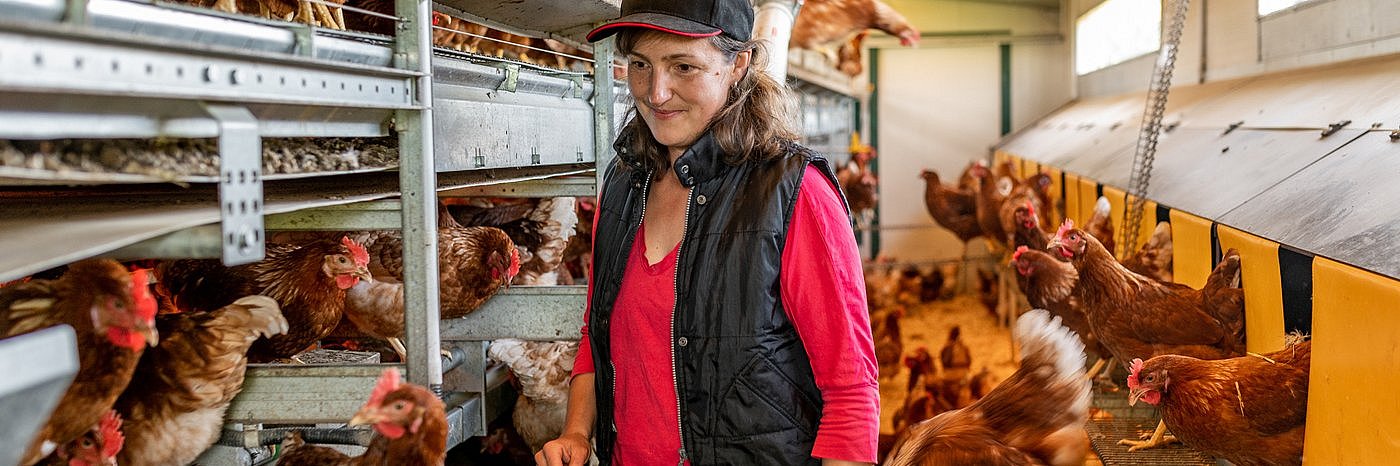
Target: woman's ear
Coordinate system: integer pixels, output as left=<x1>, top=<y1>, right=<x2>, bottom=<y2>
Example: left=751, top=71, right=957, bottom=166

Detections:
left=730, top=50, right=752, bottom=82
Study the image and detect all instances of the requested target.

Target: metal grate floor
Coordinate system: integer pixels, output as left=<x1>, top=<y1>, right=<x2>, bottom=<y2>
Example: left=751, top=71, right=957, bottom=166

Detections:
left=1087, top=418, right=1217, bottom=465
left=1087, top=380, right=1217, bottom=466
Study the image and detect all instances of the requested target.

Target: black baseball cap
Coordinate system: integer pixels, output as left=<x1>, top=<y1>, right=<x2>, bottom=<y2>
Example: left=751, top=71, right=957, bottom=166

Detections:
left=586, top=0, right=754, bottom=43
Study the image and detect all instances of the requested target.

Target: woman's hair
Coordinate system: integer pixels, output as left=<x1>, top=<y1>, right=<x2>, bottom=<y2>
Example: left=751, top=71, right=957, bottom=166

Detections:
left=616, top=29, right=801, bottom=177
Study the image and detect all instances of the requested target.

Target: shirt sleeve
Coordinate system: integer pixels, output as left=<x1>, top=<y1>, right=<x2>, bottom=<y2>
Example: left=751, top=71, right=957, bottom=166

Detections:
left=781, top=165, right=879, bottom=463
left=573, top=196, right=601, bottom=378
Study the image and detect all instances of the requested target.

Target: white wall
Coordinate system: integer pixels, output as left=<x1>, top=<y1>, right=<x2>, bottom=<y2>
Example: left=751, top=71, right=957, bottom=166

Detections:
left=875, top=46, right=998, bottom=262
left=870, top=1, right=1074, bottom=261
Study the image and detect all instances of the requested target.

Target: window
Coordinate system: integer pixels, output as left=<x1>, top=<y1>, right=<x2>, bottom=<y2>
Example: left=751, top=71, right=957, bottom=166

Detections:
left=1074, top=0, right=1161, bottom=75
left=1258, top=0, right=1309, bottom=16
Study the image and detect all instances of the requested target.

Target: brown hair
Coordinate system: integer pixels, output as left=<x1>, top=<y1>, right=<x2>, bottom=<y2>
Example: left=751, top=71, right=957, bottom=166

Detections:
left=615, top=29, right=801, bottom=178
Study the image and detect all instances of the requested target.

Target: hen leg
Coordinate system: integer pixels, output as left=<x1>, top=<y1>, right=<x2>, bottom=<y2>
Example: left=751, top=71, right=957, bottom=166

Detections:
left=294, top=0, right=316, bottom=26
left=312, top=2, right=340, bottom=30
left=1083, top=357, right=1107, bottom=382
left=388, top=338, right=408, bottom=362
left=1117, top=420, right=1179, bottom=451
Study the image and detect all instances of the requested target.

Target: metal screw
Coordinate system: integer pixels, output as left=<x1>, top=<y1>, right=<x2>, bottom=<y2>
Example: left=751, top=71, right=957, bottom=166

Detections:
left=230, top=68, right=245, bottom=85
left=203, top=65, right=218, bottom=83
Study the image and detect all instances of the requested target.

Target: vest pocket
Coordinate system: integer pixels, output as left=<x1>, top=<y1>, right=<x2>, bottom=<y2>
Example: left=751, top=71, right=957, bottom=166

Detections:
left=715, top=353, right=821, bottom=439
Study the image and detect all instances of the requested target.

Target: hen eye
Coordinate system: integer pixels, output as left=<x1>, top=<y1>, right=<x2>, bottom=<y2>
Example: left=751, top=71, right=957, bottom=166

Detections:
left=394, top=401, right=407, bottom=410
left=338, top=256, right=348, bottom=264
left=1145, top=375, right=1154, bottom=382
left=81, top=438, right=93, bottom=448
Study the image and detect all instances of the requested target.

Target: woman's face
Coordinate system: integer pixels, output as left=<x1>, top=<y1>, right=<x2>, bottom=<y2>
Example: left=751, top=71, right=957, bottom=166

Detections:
left=626, top=31, right=750, bottom=156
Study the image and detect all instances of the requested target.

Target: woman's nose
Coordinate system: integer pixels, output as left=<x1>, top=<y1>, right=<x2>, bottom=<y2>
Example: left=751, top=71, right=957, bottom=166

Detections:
left=647, top=72, right=672, bottom=105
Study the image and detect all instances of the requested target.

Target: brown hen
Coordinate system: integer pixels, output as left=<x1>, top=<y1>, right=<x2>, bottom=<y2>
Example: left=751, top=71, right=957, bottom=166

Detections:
left=1047, top=221, right=1246, bottom=365
left=488, top=339, right=578, bottom=452
left=155, top=236, right=370, bottom=362
left=1128, top=338, right=1310, bottom=466
left=278, top=367, right=448, bottom=466
left=39, top=409, right=123, bottom=466
left=114, top=295, right=287, bottom=466
left=791, top=0, right=919, bottom=70
left=2, top=261, right=157, bottom=466
left=886, top=309, right=1090, bottom=466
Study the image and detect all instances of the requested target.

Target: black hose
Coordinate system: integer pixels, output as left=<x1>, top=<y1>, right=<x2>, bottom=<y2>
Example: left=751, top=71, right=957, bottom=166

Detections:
left=215, top=426, right=374, bottom=448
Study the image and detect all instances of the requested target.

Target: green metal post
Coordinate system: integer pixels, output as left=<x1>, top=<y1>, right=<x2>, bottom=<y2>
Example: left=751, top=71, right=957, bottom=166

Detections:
left=1000, top=43, right=1011, bottom=136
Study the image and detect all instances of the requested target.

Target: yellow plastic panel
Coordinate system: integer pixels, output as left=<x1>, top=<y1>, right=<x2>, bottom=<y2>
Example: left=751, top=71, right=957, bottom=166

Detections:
left=1305, top=258, right=1400, bottom=464
left=1168, top=209, right=1213, bottom=289
left=1215, top=225, right=1285, bottom=353
left=1100, top=186, right=1128, bottom=258
left=1125, top=194, right=1160, bottom=255
left=1076, top=176, right=1097, bottom=229
left=1021, top=159, right=1039, bottom=180
left=1044, top=166, right=1064, bottom=224
left=1063, top=173, right=1082, bottom=225
left=994, top=150, right=1010, bottom=167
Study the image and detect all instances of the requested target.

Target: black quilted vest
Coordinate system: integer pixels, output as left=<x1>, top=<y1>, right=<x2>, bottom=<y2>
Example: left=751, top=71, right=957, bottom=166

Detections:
left=588, top=132, right=846, bottom=465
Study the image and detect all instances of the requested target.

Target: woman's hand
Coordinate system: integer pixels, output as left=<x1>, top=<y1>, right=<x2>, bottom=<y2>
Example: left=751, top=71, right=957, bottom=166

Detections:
left=536, top=373, right=597, bottom=466
left=535, top=432, right=593, bottom=466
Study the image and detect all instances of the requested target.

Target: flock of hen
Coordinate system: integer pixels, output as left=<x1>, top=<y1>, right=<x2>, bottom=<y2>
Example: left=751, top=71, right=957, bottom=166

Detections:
left=0, top=197, right=588, bottom=465
left=870, top=159, right=1311, bottom=466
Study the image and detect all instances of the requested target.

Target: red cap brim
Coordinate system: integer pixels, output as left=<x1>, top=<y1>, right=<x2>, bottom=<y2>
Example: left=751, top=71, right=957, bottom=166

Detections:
left=586, top=12, right=724, bottom=42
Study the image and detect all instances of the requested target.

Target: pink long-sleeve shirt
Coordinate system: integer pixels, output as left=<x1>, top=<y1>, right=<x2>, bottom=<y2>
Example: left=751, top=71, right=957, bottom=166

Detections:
left=574, top=165, right=879, bottom=464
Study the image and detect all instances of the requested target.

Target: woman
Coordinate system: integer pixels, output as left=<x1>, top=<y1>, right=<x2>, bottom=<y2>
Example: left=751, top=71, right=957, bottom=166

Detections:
left=537, top=1, right=878, bottom=465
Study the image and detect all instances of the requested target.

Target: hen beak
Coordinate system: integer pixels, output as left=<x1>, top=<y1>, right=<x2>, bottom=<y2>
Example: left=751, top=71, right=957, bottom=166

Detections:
left=1127, top=387, right=1148, bottom=407
left=348, top=406, right=382, bottom=426
left=139, top=322, right=159, bottom=347
left=353, top=267, right=373, bottom=283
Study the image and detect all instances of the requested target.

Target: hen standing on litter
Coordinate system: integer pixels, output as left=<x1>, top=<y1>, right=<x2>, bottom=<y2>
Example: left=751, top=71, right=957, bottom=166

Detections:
left=2, top=260, right=157, bottom=466
left=885, top=309, right=1090, bottom=466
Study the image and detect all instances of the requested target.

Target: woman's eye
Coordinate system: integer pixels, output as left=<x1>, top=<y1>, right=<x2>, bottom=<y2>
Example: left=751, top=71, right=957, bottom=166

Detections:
left=676, top=63, right=696, bottom=73
left=629, top=60, right=648, bottom=70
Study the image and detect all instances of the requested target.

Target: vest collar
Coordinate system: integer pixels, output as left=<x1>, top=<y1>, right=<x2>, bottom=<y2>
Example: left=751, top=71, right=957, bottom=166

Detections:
left=672, top=131, right=728, bottom=188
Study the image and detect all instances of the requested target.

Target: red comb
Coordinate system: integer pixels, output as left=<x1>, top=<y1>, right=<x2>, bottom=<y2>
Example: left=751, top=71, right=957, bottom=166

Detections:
left=367, top=367, right=402, bottom=408
left=1126, top=358, right=1145, bottom=389
left=99, top=409, right=124, bottom=459
left=342, top=236, right=370, bottom=267
left=1053, top=219, right=1075, bottom=242
left=1012, top=246, right=1029, bottom=262
left=129, top=269, right=157, bottom=320
left=507, top=248, right=521, bottom=278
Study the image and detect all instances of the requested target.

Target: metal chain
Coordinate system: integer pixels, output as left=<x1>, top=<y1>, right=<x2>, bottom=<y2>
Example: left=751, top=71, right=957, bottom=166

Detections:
left=1122, top=0, right=1190, bottom=256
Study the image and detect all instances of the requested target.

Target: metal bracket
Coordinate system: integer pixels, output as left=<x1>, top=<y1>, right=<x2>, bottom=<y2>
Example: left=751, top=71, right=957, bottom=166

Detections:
left=1390, top=129, right=1400, bottom=141
left=202, top=103, right=264, bottom=266
left=1321, top=120, right=1351, bottom=138
left=497, top=64, right=520, bottom=93
left=570, top=75, right=585, bottom=99
left=290, top=24, right=316, bottom=57
left=531, top=147, right=541, bottom=165
left=1223, top=120, right=1244, bottom=135
left=63, top=0, right=89, bottom=24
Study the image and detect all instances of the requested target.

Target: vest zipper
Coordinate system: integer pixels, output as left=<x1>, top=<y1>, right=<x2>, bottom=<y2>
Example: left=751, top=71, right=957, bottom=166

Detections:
left=671, top=185, right=694, bottom=466
left=617, top=170, right=653, bottom=439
